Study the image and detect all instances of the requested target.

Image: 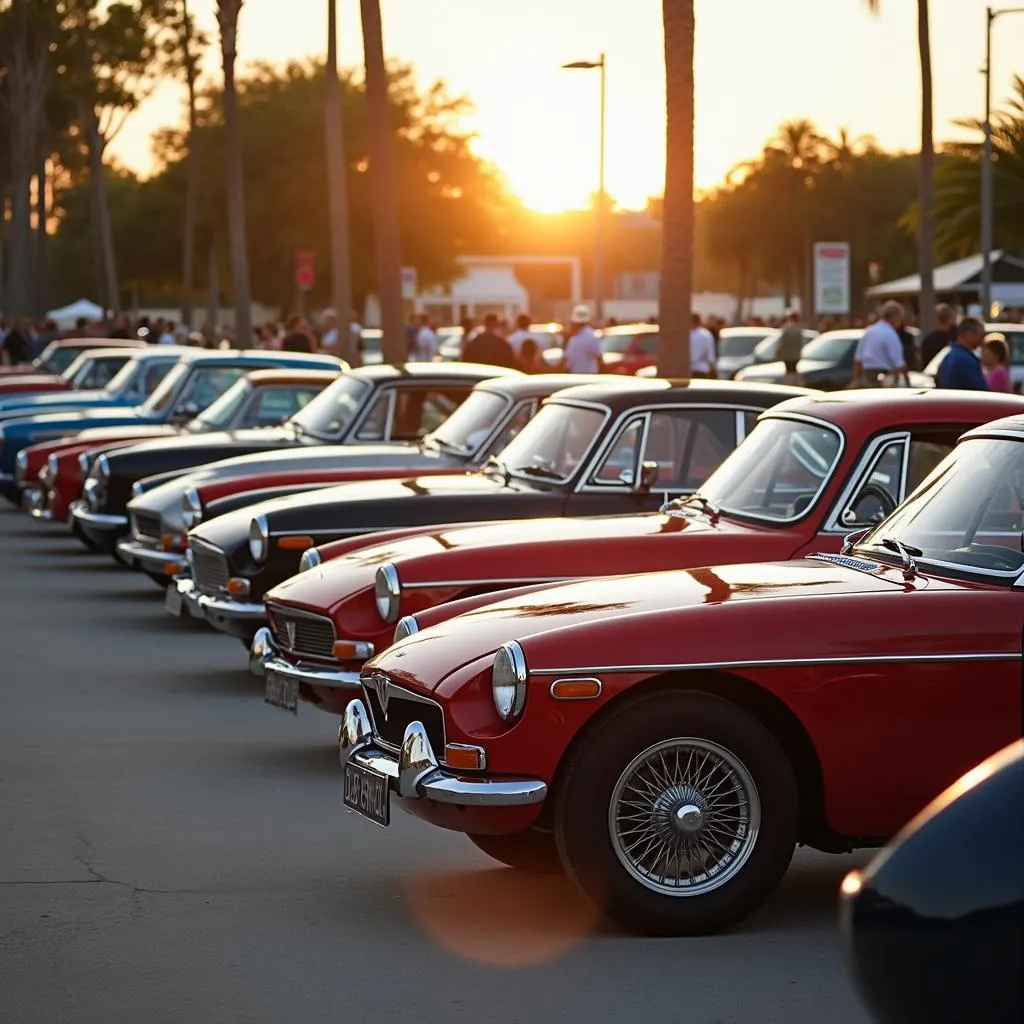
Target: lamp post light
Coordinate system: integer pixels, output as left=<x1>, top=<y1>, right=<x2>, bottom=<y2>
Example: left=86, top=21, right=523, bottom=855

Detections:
left=981, top=6, right=1024, bottom=318
left=562, top=54, right=606, bottom=324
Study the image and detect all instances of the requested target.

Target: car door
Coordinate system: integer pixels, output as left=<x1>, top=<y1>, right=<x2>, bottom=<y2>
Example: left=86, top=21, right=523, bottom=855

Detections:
left=563, top=406, right=739, bottom=516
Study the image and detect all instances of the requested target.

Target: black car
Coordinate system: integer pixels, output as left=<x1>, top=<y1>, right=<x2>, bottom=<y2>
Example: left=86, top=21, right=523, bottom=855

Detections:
left=841, top=739, right=1023, bottom=1024
left=186, top=379, right=810, bottom=641
left=74, top=361, right=512, bottom=554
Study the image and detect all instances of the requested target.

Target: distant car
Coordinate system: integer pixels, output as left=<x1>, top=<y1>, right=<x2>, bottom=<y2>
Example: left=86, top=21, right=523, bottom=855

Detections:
left=597, top=324, right=660, bottom=375
left=735, top=329, right=870, bottom=390
left=841, top=739, right=1023, bottom=1024
left=718, top=328, right=819, bottom=380
left=0, top=347, right=138, bottom=401
left=358, top=329, right=383, bottom=365
left=714, top=326, right=776, bottom=379
left=0, top=336, right=145, bottom=379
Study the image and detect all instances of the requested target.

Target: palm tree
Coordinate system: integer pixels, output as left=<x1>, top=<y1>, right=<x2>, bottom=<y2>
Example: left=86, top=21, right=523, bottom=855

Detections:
left=217, top=0, right=252, bottom=347
left=657, top=0, right=695, bottom=378
left=864, top=0, right=935, bottom=332
left=178, top=0, right=201, bottom=329
left=359, top=0, right=404, bottom=364
left=324, top=0, right=355, bottom=362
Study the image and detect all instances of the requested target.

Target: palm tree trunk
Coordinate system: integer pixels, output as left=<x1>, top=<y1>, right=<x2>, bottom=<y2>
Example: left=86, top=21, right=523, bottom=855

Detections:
left=217, top=0, right=253, bottom=348
left=325, top=0, right=355, bottom=362
left=657, top=0, right=695, bottom=377
left=916, top=0, right=936, bottom=332
left=34, top=146, right=49, bottom=316
left=359, top=0, right=405, bottom=363
left=80, top=99, right=121, bottom=316
left=180, top=0, right=200, bottom=328
left=6, top=124, right=34, bottom=318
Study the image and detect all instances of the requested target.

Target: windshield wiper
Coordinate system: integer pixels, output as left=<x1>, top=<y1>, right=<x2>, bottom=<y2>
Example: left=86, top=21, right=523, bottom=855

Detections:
left=428, top=436, right=467, bottom=456
left=661, top=493, right=721, bottom=524
left=513, top=464, right=563, bottom=481
left=880, top=536, right=921, bottom=580
left=482, top=455, right=509, bottom=483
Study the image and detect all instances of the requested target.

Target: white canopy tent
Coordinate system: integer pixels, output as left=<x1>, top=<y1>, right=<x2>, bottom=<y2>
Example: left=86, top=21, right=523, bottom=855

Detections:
left=866, top=251, right=1024, bottom=310
left=45, top=299, right=105, bottom=329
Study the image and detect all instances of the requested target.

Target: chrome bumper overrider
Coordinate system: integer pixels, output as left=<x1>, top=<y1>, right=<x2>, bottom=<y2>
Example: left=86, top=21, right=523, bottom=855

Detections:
left=116, top=537, right=185, bottom=573
left=173, top=576, right=205, bottom=618
left=21, top=487, right=46, bottom=517
left=248, top=627, right=360, bottom=689
left=339, top=698, right=548, bottom=807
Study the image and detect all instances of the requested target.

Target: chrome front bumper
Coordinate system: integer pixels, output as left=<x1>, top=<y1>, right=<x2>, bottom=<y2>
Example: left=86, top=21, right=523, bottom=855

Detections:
left=170, top=575, right=205, bottom=618
left=339, top=698, right=548, bottom=807
left=199, top=593, right=266, bottom=636
left=116, top=537, right=186, bottom=574
left=21, top=487, right=46, bottom=517
left=71, top=504, right=128, bottom=529
left=248, top=626, right=360, bottom=690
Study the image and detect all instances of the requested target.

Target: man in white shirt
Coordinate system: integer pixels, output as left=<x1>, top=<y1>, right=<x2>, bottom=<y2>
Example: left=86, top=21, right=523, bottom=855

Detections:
left=411, top=314, right=439, bottom=362
left=689, top=313, right=716, bottom=377
left=562, top=305, right=603, bottom=373
left=853, top=302, right=909, bottom=386
left=319, top=308, right=340, bottom=351
left=507, top=313, right=532, bottom=355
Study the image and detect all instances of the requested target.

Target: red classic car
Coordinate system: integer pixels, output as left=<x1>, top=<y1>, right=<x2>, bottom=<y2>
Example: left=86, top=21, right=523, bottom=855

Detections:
left=334, top=414, right=1024, bottom=935
left=252, top=389, right=1022, bottom=716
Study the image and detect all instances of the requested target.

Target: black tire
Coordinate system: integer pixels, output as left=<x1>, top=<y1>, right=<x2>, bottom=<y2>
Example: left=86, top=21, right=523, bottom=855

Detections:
left=553, top=690, right=798, bottom=936
left=468, top=829, right=563, bottom=874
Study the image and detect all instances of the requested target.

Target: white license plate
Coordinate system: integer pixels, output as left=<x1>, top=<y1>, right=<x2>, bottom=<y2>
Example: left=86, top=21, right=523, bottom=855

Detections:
left=165, top=584, right=184, bottom=617
left=264, top=670, right=298, bottom=714
left=343, top=762, right=390, bottom=826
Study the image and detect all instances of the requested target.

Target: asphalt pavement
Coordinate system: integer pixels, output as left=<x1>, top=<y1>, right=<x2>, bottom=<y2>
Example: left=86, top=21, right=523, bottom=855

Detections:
left=0, top=507, right=873, bottom=1024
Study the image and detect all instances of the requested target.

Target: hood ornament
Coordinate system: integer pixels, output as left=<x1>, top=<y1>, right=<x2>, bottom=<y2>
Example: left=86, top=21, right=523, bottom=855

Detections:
left=371, top=673, right=390, bottom=717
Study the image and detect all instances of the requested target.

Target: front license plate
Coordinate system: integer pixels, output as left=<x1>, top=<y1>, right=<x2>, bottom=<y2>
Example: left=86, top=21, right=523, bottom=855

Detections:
left=264, top=670, right=298, bottom=714
left=343, top=762, right=390, bottom=826
left=165, top=584, right=184, bottom=617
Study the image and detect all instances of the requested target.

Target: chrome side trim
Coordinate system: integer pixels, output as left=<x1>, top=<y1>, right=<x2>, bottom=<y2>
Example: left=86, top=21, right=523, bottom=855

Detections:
left=339, top=699, right=548, bottom=807
left=401, top=575, right=583, bottom=589
left=528, top=652, right=1020, bottom=676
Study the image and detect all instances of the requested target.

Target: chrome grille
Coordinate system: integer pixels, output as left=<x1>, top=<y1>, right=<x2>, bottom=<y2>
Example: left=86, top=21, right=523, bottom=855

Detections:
left=190, top=538, right=230, bottom=594
left=266, top=604, right=336, bottom=659
left=132, top=511, right=163, bottom=542
left=361, top=672, right=446, bottom=756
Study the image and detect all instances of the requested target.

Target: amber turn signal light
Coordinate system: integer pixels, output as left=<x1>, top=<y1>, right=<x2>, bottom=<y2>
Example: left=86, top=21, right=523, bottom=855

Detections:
left=331, top=639, right=375, bottom=661
left=444, top=744, right=487, bottom=771
left=278, top=535, right=314, bottom=550
left=549, top=678, right=602, bottom=700
left=163, top=561, right=187, bottom=576
left=160, top=532, right=187, bottom=552
left=226, top=577, right=251, bottom=598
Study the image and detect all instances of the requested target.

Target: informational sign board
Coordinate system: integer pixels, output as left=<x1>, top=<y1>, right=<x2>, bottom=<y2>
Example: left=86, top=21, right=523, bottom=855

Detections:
left=813, top=242, right=851, bottom=315
left=401, top=266, right=418, bottom=301
left=295, top=250, right=316, bottom=291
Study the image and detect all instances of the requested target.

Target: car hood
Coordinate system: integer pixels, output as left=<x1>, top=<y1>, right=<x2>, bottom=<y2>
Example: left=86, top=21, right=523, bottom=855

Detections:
left=75, top=424, right=178, bottom=443
left=0, top=406, right=146, bottom=434
left=367, top=558, right=907, bottom=690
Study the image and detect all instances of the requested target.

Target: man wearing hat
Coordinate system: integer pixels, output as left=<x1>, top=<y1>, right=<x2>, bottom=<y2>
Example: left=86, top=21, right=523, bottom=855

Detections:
left=561, top=304, right=604, bottom=374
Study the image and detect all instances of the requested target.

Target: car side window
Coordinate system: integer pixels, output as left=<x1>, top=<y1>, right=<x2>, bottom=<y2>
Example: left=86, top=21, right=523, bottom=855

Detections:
left=839, top=439, right=906, bottom=527
left=644, top=409, right=737, bottom=490
left=243, top=387, right=316, bottom=427
left=637, top=334, right=658, bottom=355
left=743, top=411, right=761, bottom=439
left=180, top=368, right=245, bottom=409
left=590, top=417, right=644, bottom=486
left=355, top=390, right=392, bottom=441
left=486, top=401, right=534, bottom=456
left=391, top=387, right=468, bottom=440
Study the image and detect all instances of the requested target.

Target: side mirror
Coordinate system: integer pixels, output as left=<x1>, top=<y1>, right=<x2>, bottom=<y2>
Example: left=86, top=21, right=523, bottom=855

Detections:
left=171, top=401, right=199, bottom=422
left=637, top=460, right=660, bottom=493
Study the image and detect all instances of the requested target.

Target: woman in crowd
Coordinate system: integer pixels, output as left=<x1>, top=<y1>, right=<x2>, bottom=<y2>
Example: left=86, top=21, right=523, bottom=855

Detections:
left=981, top=333, right=1013, bottom=392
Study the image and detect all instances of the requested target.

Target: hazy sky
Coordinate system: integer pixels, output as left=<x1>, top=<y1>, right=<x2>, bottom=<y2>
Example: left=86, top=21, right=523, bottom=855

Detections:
left=109, top=0, right=1024, bottom=211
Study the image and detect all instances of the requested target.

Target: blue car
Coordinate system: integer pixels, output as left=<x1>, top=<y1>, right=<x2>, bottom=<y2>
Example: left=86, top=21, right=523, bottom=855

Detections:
left=0, top=349, right=344, bottom=501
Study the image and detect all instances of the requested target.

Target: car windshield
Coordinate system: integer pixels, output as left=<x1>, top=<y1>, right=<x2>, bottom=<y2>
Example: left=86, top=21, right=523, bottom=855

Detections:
left=798, top=332, right=857, bottom=363
left=46, top=346, right=86, bottom=375
left=140, top=362, right=189, bottom=412
left=858, top=435, right=1024, bottom=583
left=696, top=416, right=843, bottom=523
left=71, top=356, right=126, bottom=390
left=601, top=331, right=647, bottom=354
left=188, top=378, right=253, bottom=431
left=720, top=332, right=771, bottom=357
left=496, top=402, right=606, bottom=484
left=426, top=389, right=508, bottom=454
left=290, top=373, right=371, bottom=439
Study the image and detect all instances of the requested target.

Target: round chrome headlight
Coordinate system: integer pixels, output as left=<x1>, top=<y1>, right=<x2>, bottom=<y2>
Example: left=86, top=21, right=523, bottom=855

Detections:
left=393, top=614, right=419, bottom=644
left=299, top=547, right=321, bottom=573
left=14, top=450, right=28, bottom=483
left=248, top=515, right=269, bottom=564
left=374, top=562, right=401, bottom=623
left=492, top=641, right=528, bottom=721
left=182, top=486, right=203, bottom=529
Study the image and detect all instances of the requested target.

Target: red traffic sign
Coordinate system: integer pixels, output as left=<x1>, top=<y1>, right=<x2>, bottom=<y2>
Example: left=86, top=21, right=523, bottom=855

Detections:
left=295, top=250, right=316, bottom=291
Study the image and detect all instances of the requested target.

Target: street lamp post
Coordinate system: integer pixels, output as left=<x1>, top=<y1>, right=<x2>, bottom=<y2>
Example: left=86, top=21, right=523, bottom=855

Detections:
left=562, top=54, right=607, bottom=324
left=981, top=6, right=1024, bottom=317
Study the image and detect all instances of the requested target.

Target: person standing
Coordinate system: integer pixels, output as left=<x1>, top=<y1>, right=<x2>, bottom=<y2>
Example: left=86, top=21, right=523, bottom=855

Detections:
left=776, top=310, right=805, bottom=385
left=462, top=313, right=519, bottom=369
left=318, top=308, right=341, bottom=353
left=410, top=313, right=438, bottom=362
left=689, top=313, right=716, bottom=378
left=562, top=305, right=603, bottom=374
left=852, top=302, right=909, bottom=387
left=507, top=313, right=532, bottom=356
left=980, top=334, right=1013, bottom=393
left=935, top=317, right=988, bottom=391
left=919, top=303, right=958, bottom=368
left=518, top=337, right=544, bottom=373
left=159, top=320, right=177, bottom=345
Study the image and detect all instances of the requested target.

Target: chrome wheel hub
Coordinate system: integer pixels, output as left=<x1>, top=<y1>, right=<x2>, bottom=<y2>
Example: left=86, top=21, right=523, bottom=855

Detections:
left=608, top=737, right=761, bottom=897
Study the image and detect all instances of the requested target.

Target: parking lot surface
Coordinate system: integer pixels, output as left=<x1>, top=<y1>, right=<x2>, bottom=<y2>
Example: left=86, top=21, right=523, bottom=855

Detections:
left=0, top=509, right=872, bottom=1024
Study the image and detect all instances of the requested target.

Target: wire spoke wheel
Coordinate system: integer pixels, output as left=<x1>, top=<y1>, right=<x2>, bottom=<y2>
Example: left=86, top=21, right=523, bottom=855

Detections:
left=608, top=737, right=761, bottom=897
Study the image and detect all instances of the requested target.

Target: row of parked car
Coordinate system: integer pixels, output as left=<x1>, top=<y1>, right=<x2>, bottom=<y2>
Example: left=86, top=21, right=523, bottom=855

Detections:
left=3, top=336, right=1021, bottom=1019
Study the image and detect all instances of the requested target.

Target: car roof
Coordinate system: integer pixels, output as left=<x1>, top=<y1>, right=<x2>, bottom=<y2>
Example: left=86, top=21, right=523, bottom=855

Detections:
left=49, top=337, right=147, bottom=349
left=170, top=349, right=341, bottom=368
left=349, top=362, right=521, bottom=381
left=542, top=377, right=813, bottom=410
left=962, top=413, right=1024, bottom=441
left=767, top=388, right=1024, bottom=430
left=128, top=345, right=194, bottom=360
left=244, top=367, right=340, bottom=386
left=719, top=326, right=775, bottom=337
left=72, top=347, right=142, bottom=360
left=601, top=323, right=658, bottom=335
left=475, top=373, right=605, bottom=400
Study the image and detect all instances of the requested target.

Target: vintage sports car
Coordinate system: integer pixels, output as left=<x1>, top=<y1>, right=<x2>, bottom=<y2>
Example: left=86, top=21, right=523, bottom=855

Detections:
left=83, top=361, right=515, bottom=559
left=184, top=380, right=807, bottom=643
left=0, top=336, right=145, bottom=379
left=21, top=368, right=335, bottom=527
left=336, top=414, right=1024, bottom=935
left=253, top=389, right=1021, bottom=715
left=130, top=373, right=578, bottom=581
left=0, top=346, right=137, bottom=398
left=841, top=739, right=1023, bottom=1023
left=1, top=349, right=341, bottom=503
